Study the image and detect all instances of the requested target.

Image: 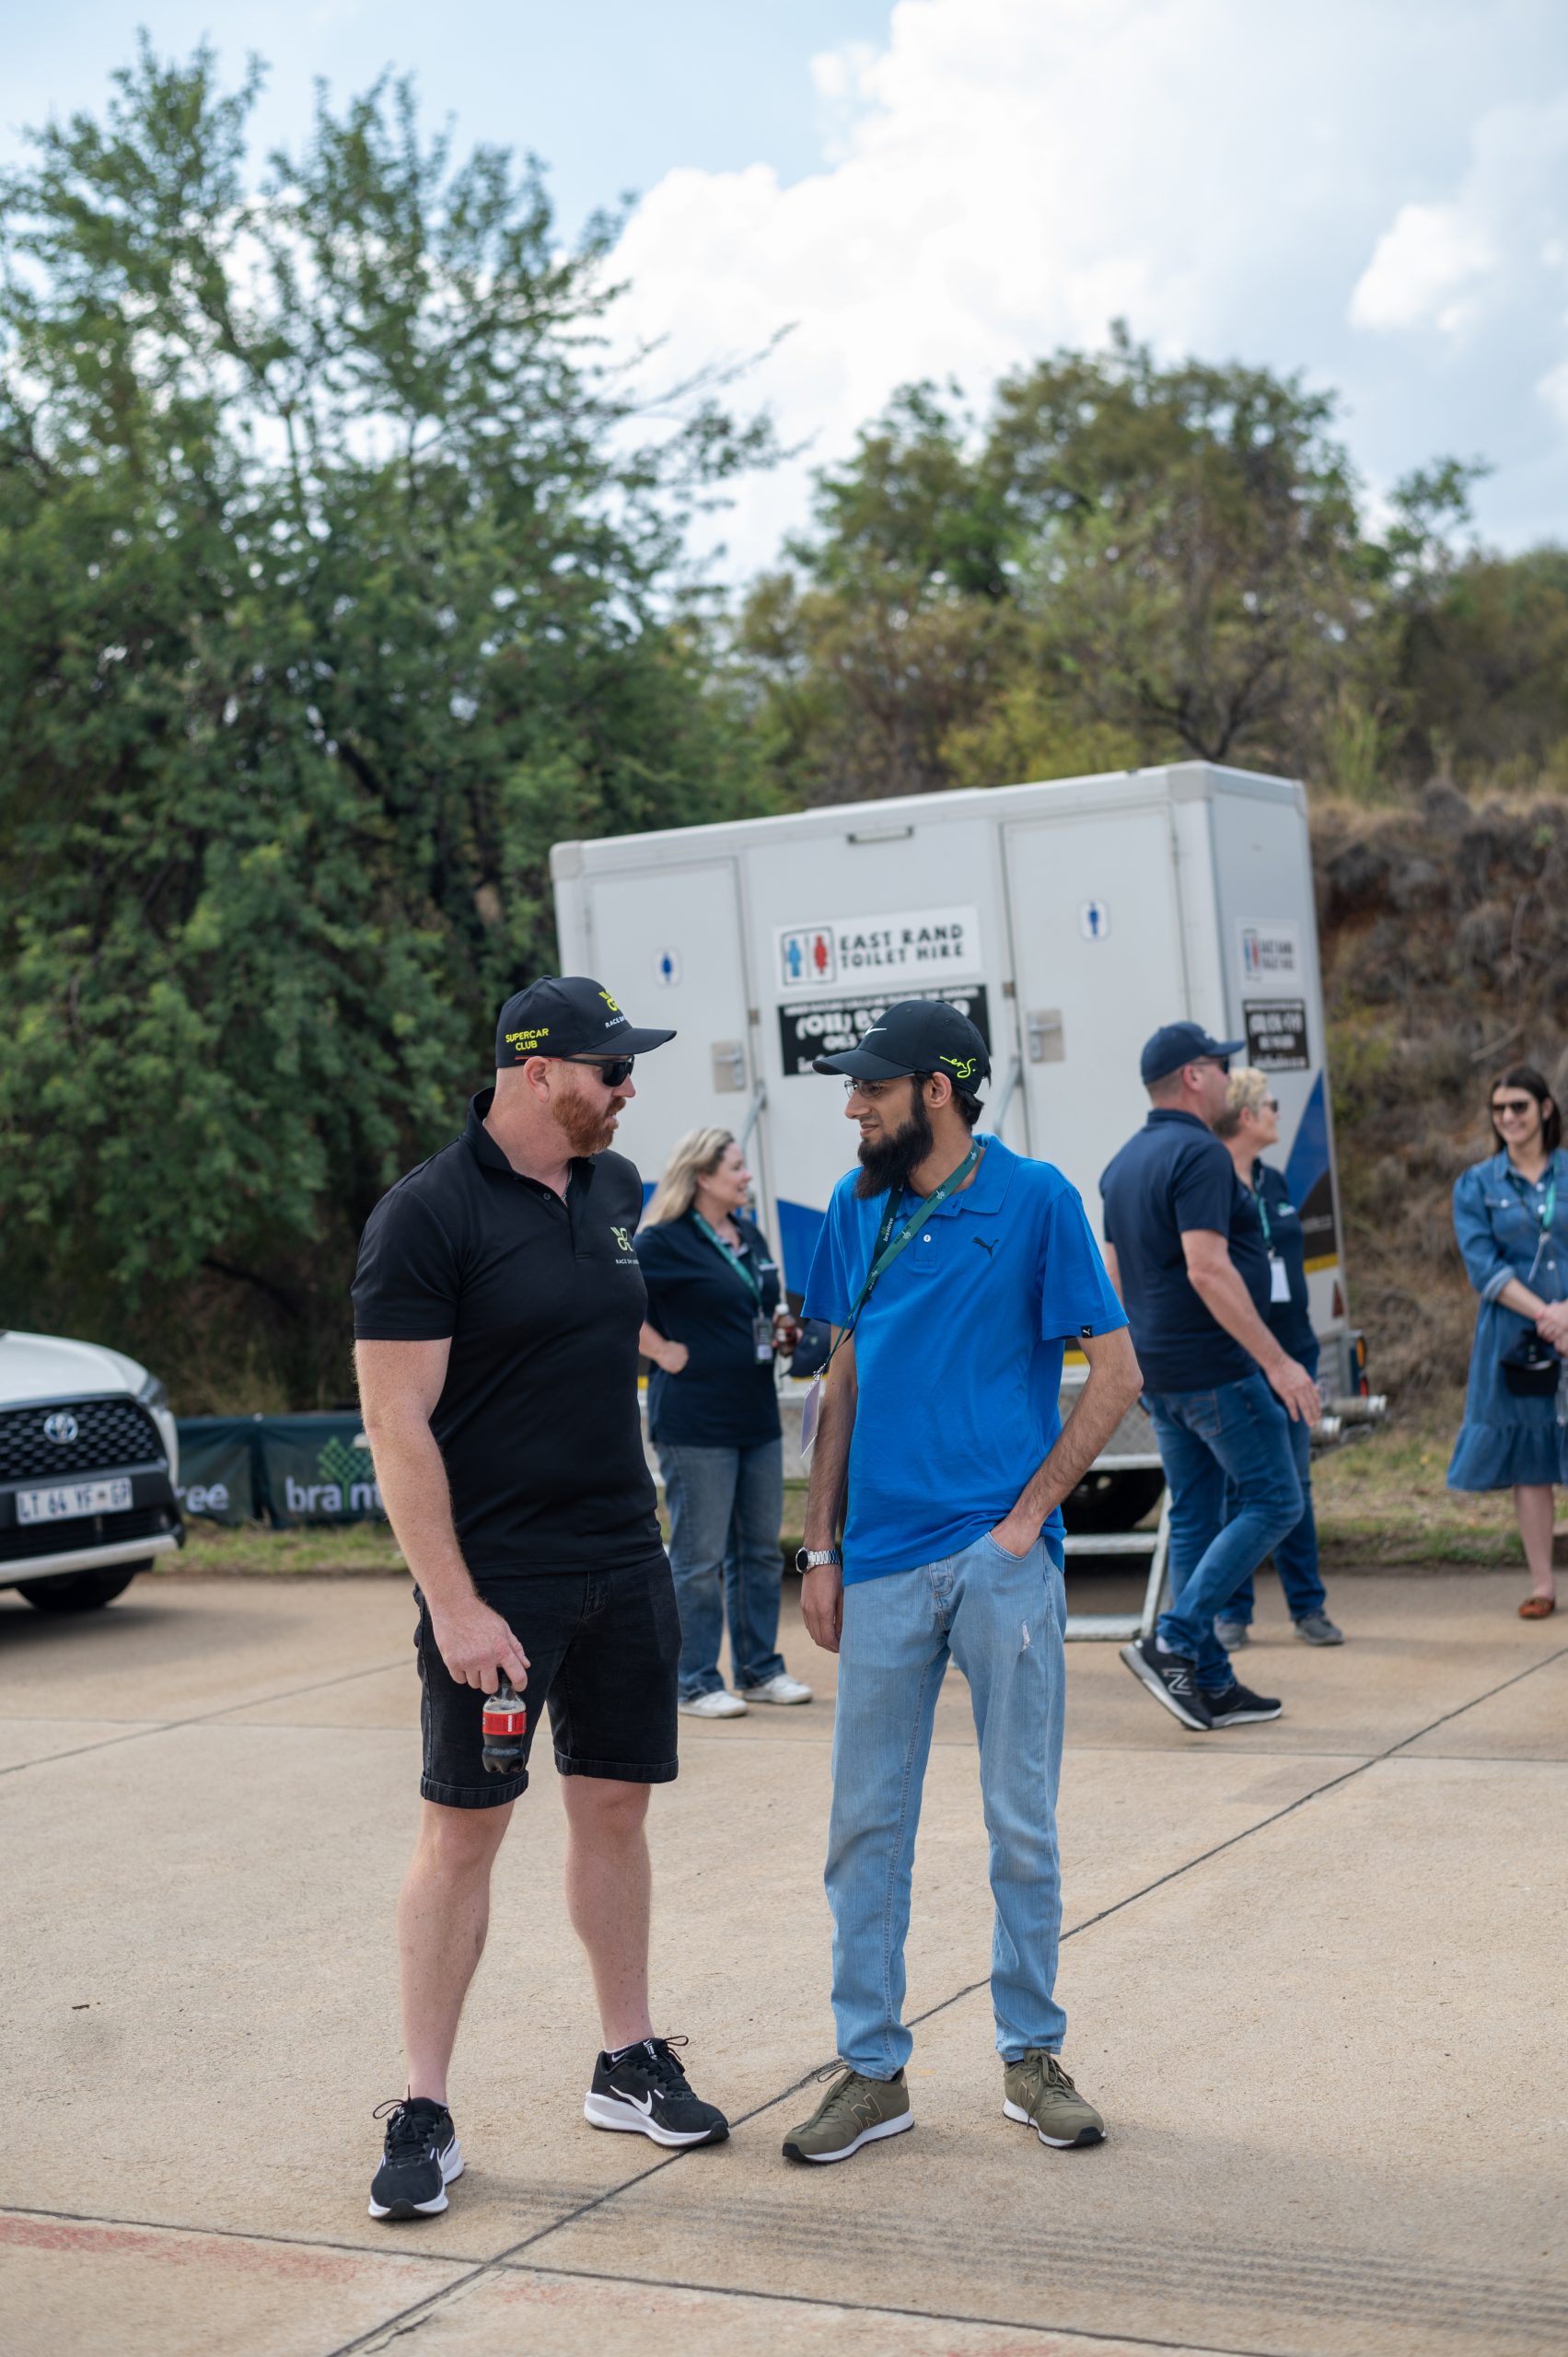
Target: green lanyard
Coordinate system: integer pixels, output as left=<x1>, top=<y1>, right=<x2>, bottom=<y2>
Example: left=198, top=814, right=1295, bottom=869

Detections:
left=1252, top=1163, right=1283, bottom=1251
left=691, top=1213, right=762, bottom=1307
left=822, top=1140, right=984, bottom=1375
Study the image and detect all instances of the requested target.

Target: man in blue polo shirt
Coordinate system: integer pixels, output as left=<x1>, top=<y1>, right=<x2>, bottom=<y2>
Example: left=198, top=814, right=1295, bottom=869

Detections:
left=1098, top=1022, right=1320, bottom=1735
left=780, top=999, right=1142, bottom=2168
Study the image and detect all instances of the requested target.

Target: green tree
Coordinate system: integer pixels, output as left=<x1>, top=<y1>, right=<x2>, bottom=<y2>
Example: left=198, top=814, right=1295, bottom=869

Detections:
left=739, top=330, right=1457, bottom=803
left=0, top=41, right=772, bottom=1403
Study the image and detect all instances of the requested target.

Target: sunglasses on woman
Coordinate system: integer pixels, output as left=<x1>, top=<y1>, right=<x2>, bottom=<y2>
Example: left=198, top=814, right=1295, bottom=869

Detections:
left=1492, top=1097, right=1538, bottom=1120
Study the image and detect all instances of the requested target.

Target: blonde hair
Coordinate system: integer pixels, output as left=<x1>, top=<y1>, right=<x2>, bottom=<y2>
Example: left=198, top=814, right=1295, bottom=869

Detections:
left=642, top=1127, right=736, bottom=1226
left=1213, top=1065, right=1272, bottom=1141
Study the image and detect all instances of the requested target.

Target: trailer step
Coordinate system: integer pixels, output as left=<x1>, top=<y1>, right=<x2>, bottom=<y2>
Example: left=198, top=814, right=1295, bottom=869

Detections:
left=1058, top=1493, right=1172, bottom=1643
left=1064, top=1613, right=1144, bottom=1642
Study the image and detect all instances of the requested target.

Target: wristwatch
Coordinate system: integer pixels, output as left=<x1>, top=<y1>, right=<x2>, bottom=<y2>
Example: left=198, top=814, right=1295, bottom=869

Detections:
left=794, top=1546, right=842, bottom=1574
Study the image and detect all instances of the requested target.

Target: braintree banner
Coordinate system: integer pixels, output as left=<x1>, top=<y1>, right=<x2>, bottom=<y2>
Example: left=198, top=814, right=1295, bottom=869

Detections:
left=175, top=1415, right=386, bottom=1527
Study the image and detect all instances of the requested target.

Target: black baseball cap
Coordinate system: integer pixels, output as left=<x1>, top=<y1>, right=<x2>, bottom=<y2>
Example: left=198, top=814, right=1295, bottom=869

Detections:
left=495, top=975, right=676, bottom=1066
left=813, top=998, right=991, bottom=1091
left=1140, top=1020, right=1246, bottom=1086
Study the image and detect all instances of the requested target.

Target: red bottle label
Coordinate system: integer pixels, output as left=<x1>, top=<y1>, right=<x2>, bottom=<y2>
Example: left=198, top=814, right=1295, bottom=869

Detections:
left=482, top=1701, right=527, bottom=1737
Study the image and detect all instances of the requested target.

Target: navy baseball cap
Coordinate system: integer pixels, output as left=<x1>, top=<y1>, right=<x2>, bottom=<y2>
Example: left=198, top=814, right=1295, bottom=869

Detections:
left=813, top=998, right=991, bottom=1090
left=495, top=976, right=675, bottom=1065
left=1140, top=1020, right=1246, bottom=1086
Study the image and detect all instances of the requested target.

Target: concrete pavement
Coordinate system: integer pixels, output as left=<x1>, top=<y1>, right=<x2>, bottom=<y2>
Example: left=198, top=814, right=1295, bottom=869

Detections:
left=1, top=1568, right=1564, bottom=2356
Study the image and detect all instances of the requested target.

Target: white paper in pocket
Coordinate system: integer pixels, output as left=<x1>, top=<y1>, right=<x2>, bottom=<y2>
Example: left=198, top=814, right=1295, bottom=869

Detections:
left=799, top=1372, right=825, bottom=1470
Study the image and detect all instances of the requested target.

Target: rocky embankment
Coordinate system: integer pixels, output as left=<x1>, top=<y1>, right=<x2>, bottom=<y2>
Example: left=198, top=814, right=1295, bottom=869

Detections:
left=1314, top=783, right=1568, bottom=1397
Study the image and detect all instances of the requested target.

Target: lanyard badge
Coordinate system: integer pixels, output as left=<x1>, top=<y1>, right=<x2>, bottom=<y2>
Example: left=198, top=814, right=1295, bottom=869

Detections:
left=800, top=1141, right=984, bottom=1469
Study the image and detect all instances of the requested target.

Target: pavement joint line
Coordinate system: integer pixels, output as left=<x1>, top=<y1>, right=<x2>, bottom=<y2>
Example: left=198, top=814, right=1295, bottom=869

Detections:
left=0, top=2202, right=463, bottom=2270
left=488, top=2258, right=1279, bottom=2357
left=0, top=1657, right=410, bottom=1782
left=28, top=1619, right=1568, bottom=2356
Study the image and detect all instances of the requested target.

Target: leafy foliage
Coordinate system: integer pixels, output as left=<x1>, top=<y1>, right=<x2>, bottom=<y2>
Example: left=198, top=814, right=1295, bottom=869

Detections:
left=736, top=328, right=1544, bottom=806
left=0, top=43, right=772, bottom=1401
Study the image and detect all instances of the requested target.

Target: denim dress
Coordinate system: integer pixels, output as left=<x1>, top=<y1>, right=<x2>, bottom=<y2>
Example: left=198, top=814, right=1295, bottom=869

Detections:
left=1447, top=1148, right=1568, bottom=1490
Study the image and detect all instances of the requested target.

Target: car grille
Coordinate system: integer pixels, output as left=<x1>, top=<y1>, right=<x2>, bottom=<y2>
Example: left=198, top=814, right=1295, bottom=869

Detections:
left=0, top=1504, right=175, bottom=1565
left=0, top=1396, right=164, bottom=1483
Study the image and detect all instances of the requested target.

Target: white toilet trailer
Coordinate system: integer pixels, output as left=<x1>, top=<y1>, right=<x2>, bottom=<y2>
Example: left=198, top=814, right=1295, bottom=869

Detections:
left=552, top=761, right=1353, bottom=1629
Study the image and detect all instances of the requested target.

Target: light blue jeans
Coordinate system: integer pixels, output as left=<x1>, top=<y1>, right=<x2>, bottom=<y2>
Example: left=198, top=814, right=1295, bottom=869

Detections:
left=657, top=1439, right=788, bottom=1700
left=825, top=1532, right=1069, bottom=2077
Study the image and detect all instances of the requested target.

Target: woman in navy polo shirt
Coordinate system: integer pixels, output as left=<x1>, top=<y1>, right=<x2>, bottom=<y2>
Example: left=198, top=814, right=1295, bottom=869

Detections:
left=1210, top=1068, right=1344, bottom=1646
left=1448, top=1064, right=1568, bottom=1618
left=636, top=1130, right=812, bottom=1717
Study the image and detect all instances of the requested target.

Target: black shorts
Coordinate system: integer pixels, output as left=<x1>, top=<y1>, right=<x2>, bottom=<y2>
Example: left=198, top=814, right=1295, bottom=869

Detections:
left=413, top=1554, right=680, bottom=1810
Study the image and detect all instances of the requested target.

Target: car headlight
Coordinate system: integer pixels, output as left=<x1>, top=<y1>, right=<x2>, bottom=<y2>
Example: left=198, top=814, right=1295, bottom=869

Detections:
left=137, top=1373, right=178, bottom=1482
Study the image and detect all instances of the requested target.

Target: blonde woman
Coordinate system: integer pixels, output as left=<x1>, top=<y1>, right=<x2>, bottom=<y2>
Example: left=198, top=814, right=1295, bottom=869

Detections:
left=1209, top=1067, right=1343, bottom=1646
left=635, top=1130, right=811, bottom=1717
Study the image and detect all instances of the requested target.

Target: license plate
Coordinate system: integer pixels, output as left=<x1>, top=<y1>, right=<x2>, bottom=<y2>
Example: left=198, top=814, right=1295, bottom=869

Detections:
left=16, top=1477, right=134, bottom=1526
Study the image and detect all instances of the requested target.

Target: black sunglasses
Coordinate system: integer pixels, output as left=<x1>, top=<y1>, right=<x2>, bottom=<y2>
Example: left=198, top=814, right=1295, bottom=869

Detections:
left=561, top=1054, right=635, bottom=1088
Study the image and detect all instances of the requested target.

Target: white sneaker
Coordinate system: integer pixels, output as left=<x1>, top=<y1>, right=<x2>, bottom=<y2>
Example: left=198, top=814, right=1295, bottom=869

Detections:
left=738, top=1673, right=813, bottom=1706
left=678, top=1690, right=749, bottom=1718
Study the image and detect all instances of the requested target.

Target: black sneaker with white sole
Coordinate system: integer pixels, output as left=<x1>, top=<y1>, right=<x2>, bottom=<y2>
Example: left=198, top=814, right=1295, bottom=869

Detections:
left=1119, top=1634, right=1214, bottom=1730
left=583, top=2035, right=729, bottom=2148
left=1204, top=1679, right=1283, bottom=1725
left=368, top=2096, right=462, bottom=2220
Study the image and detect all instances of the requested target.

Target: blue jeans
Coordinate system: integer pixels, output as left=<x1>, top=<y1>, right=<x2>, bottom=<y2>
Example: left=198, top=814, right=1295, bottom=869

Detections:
left=1218, top=1346, right=1326, bottom=1625
left=1144, top=1374, right=1303, bottom=1692
left=657, top=1439, right=787, bottom=1699
left=825, top=1533, right=1068, bottom=2076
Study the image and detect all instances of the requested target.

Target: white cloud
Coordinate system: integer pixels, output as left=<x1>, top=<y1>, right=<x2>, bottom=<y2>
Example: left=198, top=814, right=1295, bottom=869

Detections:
left=608, top=0, right=1568, bottom=575
left=1350, top=203, right=1496, bottom=334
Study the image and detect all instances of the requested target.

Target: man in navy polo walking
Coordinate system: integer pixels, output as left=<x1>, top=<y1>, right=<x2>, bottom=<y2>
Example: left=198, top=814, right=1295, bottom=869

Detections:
left=1099, top=1022, right=1321, bottom=1733
left=780, top=999, right=1142, bottom=2166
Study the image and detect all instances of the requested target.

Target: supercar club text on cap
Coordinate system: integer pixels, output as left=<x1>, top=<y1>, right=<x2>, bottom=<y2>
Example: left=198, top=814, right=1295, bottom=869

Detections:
left=495, top=976, right=677, bottom=1066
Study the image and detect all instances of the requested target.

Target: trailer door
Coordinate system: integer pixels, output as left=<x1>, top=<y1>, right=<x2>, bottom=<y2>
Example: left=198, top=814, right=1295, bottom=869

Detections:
left=1002, top=808, right=1185, bottom=1216
left=581, top=861, right=754, bottom=1203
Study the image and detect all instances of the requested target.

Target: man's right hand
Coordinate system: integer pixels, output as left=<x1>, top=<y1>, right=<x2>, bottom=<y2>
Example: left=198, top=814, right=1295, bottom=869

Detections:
left=801, top=1562, right=844, bottom=1655
left=1268, top=1354, right=1322, bottom=1424
left=430, top=1596, right=530, bottom=1692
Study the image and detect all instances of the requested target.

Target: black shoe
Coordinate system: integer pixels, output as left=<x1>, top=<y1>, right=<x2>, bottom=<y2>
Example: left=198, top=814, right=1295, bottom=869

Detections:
left=1204, top=1680, right=1283, bottom=1725
left=1119, top=1635, right=1214, bottom=1730
left=368, top=2096, right=462, bottom=2220
left=583, top=2036, right=729, bottom=2148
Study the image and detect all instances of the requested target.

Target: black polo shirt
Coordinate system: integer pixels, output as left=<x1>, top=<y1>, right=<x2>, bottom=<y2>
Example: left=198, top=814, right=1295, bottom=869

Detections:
left=351, top=1090, right=660, bottom=1576
left=1099, top=1109, right=1271, bottom=1391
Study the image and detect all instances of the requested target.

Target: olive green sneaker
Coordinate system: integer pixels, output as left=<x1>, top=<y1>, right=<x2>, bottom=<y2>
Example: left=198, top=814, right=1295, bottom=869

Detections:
left=782, top=2066, right=913, bottom=2165
left=1003, top=2050, right=1106, bottom=2148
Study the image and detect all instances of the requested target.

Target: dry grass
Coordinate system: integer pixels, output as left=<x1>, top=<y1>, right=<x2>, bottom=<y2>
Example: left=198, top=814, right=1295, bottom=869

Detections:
left=156, top=1407, right=1546, bottom=1579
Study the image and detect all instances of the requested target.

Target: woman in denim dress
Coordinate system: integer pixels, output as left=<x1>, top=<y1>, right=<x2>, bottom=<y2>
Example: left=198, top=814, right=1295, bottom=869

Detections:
left=1448, top=1065, right=1568, bottom=1617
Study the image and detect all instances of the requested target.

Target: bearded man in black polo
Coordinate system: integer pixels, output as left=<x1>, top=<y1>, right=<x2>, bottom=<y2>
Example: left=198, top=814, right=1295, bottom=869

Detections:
left=353, top=976, right=728, bottom=2222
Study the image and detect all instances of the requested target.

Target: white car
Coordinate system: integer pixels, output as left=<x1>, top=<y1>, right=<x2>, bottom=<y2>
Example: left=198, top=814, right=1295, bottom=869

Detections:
left=0, top=1329, right=183, bottom=1613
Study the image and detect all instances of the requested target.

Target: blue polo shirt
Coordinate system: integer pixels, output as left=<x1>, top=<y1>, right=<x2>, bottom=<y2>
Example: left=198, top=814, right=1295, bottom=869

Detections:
left=1098, top=1109, right=1270, bottom=1391
left=803, top=1134, right=1127, bottom=1581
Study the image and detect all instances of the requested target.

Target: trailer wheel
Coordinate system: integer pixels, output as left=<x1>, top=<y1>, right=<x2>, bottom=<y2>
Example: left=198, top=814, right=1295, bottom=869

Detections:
left=1061, top=1468, right=1165, bottom=1536
left=16, top=1564, right=146, bottom=1614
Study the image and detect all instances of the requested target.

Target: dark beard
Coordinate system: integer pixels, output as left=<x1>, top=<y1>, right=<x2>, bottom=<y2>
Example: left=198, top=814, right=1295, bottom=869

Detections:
left=854, top=1091, right=934, bottom=1200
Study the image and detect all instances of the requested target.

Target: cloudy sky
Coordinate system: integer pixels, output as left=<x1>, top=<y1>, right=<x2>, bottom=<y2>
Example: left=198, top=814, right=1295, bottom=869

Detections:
left=9, top=2, right=1568, bottom=575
